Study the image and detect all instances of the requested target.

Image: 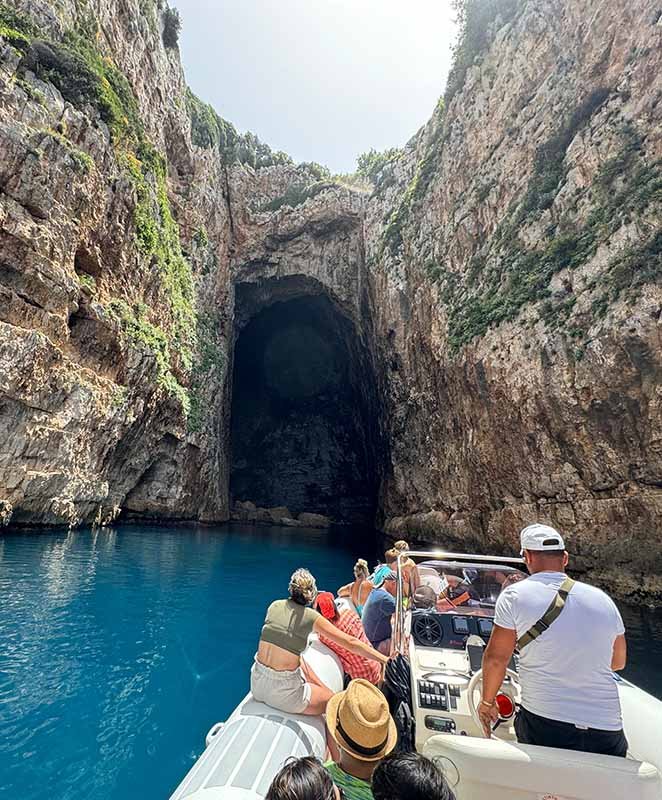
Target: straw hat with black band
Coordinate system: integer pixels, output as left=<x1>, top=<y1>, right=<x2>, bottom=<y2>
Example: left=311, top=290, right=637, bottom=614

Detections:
left=326, top=679, right=397, bottom=762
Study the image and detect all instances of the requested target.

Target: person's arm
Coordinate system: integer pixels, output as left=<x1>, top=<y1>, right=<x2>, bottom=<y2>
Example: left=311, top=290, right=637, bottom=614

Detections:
left=337, top=582, right=353, bottom=597
left=611, top=633, right=627, bottom=671
left=314, top=617, right=388, bottom=665
left=479, top=625, right=517, bottom=737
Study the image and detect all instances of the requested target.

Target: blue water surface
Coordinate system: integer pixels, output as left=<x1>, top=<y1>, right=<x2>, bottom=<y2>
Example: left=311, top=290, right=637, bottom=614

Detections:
left=0, top=523, right=660, bottom=800
left=0, top=523, right=374, bottom=800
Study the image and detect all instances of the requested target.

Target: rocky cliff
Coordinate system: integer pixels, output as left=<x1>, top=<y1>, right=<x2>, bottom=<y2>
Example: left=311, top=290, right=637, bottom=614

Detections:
left=0, top=0, right=660, bottom=601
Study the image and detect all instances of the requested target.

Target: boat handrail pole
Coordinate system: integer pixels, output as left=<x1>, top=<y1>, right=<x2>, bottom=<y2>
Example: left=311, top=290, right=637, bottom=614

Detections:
left=405, top=549, right=525, bottom=565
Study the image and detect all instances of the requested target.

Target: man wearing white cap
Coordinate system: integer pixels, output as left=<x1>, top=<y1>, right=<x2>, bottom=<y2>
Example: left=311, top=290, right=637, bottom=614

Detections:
left=479, top=523, right=628, bottom=757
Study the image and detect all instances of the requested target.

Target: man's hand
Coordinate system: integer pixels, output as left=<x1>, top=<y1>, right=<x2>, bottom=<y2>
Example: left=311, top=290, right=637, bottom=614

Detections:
left=478, top=699, right=499, bottom=738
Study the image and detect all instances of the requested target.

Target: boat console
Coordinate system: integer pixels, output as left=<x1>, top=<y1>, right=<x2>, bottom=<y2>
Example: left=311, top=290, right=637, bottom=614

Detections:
left=392, top=557, right=526, bottom=747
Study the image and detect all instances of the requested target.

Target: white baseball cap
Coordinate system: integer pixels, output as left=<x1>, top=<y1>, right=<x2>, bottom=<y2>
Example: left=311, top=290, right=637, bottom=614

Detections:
left=520, top=523, right=566, bottom=555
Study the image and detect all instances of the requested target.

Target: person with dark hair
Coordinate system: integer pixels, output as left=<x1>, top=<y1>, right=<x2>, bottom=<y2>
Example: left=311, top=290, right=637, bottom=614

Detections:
left=314, top=592, right=381, bottom=684
left=480, top=524, right=628, bottom=757
left=266, top=755, right=341, bottom=800
left=412, top=584, right=437, bottom=610
left=252, top=569, right=387, bottom=715
left=371, top=752, right=456, bottom=800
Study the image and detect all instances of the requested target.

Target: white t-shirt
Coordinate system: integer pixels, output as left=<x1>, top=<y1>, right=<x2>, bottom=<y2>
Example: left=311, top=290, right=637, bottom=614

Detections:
left=494, top=571, right=625, bottom=730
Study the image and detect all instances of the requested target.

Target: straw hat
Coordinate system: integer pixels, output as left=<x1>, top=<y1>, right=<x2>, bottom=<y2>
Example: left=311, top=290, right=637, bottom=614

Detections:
left=326, top=679, right=397, bottom=762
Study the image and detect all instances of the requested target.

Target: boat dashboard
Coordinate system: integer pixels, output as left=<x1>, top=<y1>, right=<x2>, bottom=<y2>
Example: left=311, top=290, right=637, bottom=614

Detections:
left=411, top=608, right=495, bottom=650
left=393, top=556, right=526, bottom=747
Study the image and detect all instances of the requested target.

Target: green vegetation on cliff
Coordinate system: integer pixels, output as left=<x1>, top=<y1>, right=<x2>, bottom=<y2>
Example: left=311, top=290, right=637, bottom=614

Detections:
left=0, top=3, right=35, bottom=47
left=444, top=0, right=523, bottom=104
left=381, top=99, right=445, bottom=256
left=120, top=145, right=196, bottom=372
left=107, top=299, right=190, bottom=412
left=356, top=148, right=403, bottom=184
left=1, top=7, right=198, bottom=411
left=186, top=88, right=292, bottom=169
left=187, top=311, right=224, bottom=433
left=162, top=7, right=181, bottom=49
left=508, top=88, right=611, bottom=227
left=439, top=114, right=662, bottom=353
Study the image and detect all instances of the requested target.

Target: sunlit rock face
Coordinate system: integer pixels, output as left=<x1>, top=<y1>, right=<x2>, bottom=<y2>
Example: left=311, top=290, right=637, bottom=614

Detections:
left=0, top=0, right=660, bottom=599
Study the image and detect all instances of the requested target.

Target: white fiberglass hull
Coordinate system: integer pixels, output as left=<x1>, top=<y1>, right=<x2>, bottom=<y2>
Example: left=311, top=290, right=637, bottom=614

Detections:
left=169, top=639, right=343, bottom=800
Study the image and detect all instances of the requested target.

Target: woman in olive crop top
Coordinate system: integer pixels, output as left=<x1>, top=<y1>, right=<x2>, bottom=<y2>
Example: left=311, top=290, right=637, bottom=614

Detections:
left=252, top=568, right=388, bottom=715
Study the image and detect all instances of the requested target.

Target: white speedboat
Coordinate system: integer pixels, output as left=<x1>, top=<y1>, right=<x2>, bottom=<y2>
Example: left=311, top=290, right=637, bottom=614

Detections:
left=169, top=550, right=662, bottom=800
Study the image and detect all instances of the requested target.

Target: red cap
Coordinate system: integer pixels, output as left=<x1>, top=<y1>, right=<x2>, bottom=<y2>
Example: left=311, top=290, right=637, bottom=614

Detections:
left=315, top=591, right=338, bottom=620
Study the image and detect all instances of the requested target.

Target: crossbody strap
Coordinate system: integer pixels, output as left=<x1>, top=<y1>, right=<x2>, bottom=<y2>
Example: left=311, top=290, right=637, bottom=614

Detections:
left=517, top=576, right=575, bottom=651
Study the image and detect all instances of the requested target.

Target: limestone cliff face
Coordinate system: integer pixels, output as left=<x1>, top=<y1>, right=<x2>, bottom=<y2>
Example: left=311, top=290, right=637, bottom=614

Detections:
left=366, top=0, right=662, bottom=599
left=0, top=0, right=660, bottom=600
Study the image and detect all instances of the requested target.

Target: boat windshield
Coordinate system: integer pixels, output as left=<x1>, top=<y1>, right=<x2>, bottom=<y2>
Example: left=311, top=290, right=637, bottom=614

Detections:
left=405, top=559, right=528, bottom=616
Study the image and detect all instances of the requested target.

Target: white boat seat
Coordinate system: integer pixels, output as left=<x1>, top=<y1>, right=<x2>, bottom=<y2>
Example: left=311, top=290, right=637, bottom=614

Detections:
left=423, top=733, right=662, bottom=800
left=170, top=696, right=327, bottom=800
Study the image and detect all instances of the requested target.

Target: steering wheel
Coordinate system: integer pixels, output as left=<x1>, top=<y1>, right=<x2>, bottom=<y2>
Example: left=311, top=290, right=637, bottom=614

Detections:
left=412, top=613, right=443, bottom=647
left=467, top=668, right=520, bottom=737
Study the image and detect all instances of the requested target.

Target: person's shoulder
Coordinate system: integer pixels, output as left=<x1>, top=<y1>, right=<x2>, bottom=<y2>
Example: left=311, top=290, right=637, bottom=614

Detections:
left=572, top=579, right=619, bottom=608
left=499, top=576, right=533, bottom=601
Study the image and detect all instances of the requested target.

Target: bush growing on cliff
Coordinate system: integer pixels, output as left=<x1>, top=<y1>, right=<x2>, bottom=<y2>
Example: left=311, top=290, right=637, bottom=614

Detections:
left=298, top=161, right=331, bottom=181
left=185, top=88, right=293, bottom=169
left=121, top=144, right=197, bottom=372
left=356, top=147, right=403, bottom=184
left=0, top=3, right=37, bottom=48
left=20, top=31, right=144, bottom=147
left=162, top=7, right=181, bottom=49
left=380, top=99, right=445, bottom=257
left=444, top=0, right=522, bottom=104
left=108, top=299, right=190, bottom=412
left=261, top=181, right=333, bottom=212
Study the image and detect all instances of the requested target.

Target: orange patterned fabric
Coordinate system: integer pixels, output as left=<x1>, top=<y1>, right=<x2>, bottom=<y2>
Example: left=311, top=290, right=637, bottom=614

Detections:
left=319, top=609, right=381, bottom=684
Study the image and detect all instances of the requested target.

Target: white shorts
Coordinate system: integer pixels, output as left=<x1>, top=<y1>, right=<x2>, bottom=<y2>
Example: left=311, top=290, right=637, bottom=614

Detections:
left=250, top=657, right=312, bottom=714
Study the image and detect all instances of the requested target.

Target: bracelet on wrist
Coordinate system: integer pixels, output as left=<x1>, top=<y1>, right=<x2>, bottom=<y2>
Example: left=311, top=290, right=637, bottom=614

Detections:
left=480, top=699, right=496, bottom=708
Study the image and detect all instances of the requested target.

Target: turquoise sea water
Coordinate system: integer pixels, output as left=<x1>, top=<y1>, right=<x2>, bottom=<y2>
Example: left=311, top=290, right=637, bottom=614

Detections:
left=0, top=523, right=660, bottom=800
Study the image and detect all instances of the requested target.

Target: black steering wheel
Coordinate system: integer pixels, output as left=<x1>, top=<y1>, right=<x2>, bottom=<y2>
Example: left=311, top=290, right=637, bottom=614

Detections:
left=412, top=613, right=443, bottom=647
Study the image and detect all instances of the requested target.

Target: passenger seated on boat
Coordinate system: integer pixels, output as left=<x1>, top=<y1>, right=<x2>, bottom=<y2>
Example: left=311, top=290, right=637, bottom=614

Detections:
left=435, top=573, right=478, bottom=611
left=338, top=559, right=374, bottom=617
left=314, top=591, right=381, bottom=685
left=371, top=751, right=456, bottom=800
left=325, top=679, right=397, bottom=800
left=252, top=569, right=388, bottom=716
left=362, top=567, right=397, bottom=656
left=391, top=540, right=421, bottom=594
left=479, top=523, right=629, bottom=757
left=266, top=755, right=341, bottom=800
left=412, top=585, right=437, bottom=610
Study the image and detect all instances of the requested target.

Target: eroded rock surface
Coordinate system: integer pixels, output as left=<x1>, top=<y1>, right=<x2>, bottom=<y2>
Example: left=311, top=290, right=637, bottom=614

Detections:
left=0, top=0, right=660, bottom=600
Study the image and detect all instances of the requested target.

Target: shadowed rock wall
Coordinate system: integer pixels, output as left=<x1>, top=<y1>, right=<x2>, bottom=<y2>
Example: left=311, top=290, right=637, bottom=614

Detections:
left=230, top=294, right=380, bottom=523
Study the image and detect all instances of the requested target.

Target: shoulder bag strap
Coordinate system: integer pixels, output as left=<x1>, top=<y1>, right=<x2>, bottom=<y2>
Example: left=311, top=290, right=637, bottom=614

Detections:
left=517, top=576, right=576, bottom=651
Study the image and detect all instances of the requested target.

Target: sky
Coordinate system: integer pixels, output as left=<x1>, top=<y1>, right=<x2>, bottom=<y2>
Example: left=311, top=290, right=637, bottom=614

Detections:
left=176, top=0, right=458, bottom=174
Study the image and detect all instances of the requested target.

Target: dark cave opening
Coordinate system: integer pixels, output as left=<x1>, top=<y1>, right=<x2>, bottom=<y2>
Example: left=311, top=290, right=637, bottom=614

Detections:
left=230, top=289, right=381, bottom=525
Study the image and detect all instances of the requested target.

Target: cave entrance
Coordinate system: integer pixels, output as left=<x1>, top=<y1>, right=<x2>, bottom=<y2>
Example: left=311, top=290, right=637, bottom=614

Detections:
left=230, top=286, right=381, bottom=525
